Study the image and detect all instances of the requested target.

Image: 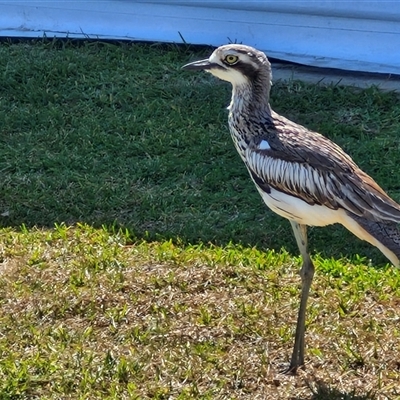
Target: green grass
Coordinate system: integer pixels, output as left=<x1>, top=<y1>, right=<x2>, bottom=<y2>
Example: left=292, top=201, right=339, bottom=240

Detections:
left=0, top=39, right=400, bottom=399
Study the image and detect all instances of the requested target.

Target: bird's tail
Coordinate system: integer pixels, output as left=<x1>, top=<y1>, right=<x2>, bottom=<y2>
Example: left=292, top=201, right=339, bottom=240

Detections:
left=346, top=213, right=400, bottom=267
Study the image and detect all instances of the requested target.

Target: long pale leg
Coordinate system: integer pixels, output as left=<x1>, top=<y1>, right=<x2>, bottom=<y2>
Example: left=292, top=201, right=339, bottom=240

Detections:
left=286, top=221, right=315, bottom=373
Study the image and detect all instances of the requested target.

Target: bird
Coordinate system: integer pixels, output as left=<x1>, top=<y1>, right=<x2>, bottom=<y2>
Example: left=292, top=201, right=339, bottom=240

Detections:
left=182, top=44, right=400, bottom=373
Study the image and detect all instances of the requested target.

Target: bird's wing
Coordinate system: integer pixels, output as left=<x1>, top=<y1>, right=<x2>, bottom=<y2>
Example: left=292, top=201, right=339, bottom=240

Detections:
left=245, top=117, right=400, bottom=224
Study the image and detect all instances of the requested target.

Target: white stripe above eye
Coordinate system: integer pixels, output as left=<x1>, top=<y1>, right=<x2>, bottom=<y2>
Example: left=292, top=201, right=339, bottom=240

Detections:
left=258, top=139, right=271, bottom=150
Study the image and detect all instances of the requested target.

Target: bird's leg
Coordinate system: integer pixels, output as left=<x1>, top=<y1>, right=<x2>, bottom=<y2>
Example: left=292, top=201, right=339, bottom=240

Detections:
left=285, top=221, right=315, bottom=374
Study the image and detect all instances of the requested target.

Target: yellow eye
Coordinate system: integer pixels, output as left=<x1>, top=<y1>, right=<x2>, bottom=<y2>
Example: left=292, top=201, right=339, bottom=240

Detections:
left=224, top=55, right=239, bottom=65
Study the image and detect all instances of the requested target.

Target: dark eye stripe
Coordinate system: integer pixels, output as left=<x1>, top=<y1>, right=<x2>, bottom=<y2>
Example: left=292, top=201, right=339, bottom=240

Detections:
left=234, top=61, right=257, bottom=80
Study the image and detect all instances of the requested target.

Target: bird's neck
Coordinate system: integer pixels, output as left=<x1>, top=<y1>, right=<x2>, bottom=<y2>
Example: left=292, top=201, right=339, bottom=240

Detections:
left=226, top=79, right=272, bottom=159
left=228, top=79, right=272, bottom=119
left=228, top=79, right=272, bottom=151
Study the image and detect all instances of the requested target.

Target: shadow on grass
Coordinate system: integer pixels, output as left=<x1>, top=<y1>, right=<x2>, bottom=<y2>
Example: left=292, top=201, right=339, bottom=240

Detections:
left=0, top=210, right=391, bottom=269
left=299, top=380, right=376, bottom=400
left=0, top=39, right=398, bottom=267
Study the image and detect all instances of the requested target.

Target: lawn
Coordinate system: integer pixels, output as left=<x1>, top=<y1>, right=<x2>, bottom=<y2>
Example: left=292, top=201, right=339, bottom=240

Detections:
left=0, top=39, right=399, bottom=399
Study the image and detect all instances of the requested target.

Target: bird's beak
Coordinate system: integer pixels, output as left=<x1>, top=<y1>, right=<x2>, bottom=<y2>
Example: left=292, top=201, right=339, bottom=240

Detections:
left=182, top=58, right=214, bottom=71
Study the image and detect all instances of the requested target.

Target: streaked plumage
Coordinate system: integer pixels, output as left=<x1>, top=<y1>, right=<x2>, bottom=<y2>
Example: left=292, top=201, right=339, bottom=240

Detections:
left=182, top=44, right=400, bottom=372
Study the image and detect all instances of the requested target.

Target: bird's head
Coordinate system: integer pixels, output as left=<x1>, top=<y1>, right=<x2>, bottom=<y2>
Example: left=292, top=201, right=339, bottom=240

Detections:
left=182, top=44, right=272, bottom=88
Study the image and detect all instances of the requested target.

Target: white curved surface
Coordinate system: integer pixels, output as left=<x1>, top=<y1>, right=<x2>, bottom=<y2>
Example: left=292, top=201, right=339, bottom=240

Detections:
left=0, top=0, right=399, bottom=74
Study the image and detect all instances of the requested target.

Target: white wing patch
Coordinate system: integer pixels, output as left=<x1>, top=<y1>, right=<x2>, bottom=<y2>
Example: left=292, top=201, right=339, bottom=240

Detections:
left=246, top=149, right=328, bottom=206
left=258, top=140, right=271, bottom=150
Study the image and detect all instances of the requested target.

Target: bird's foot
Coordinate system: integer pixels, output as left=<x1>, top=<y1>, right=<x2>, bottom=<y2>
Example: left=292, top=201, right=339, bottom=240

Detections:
left=279, top=362, right=305, bottom=375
